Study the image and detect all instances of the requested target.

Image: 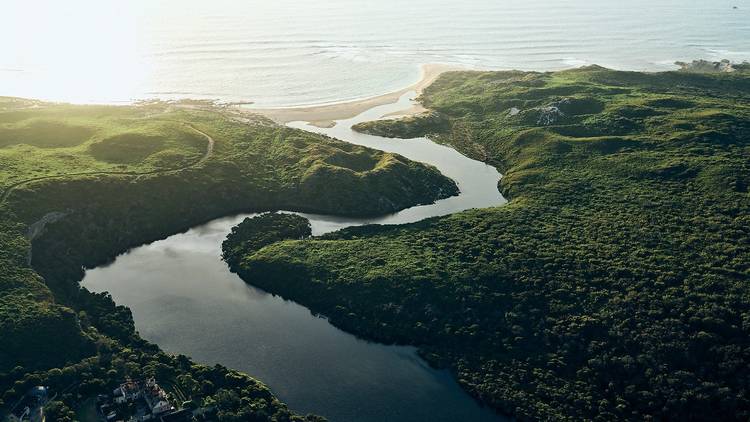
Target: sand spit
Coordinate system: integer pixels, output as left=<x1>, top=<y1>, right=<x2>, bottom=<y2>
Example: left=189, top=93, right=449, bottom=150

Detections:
left=247, top=64, right=465, bottom=127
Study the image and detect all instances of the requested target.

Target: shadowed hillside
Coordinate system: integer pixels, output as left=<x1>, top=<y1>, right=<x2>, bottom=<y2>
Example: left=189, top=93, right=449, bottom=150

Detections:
left=0, top=98, right=456, bottom=420
left=226, top=67, right=750, bottom=421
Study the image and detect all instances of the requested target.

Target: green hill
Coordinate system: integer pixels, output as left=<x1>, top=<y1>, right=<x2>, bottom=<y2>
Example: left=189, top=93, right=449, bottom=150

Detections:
left=0, top=98, right=456, bottom=420
left=226, top=67, right=750, bottom=421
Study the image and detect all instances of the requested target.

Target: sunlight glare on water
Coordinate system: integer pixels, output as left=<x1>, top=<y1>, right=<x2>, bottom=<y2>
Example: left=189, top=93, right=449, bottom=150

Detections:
left=2, top=0, right=749, bottom=105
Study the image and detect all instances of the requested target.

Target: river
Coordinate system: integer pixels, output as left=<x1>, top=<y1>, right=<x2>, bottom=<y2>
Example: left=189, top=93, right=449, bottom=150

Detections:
left=82, top=92, right=508, bottom=421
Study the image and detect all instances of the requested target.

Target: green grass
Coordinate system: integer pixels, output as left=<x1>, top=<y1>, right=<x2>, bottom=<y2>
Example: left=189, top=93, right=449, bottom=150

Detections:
left=0, top=120, right=94, bottom=148
left=228, top=67, right=750, bottom=421
left=0, top=100, right=456, bottom=218
left=0, top=103, right=206, bottom=189
left=0, top=98, right=454, bottom=421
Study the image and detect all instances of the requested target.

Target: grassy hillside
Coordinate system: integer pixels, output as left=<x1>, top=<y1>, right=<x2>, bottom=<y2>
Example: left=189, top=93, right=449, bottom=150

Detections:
left=0, top=98, right=456, bottom=420
left=226, top=67, right=750, bottom=421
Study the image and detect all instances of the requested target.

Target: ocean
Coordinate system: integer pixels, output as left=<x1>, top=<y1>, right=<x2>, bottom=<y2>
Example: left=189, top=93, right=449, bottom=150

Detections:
left=2, top=0, right=748, bottom=106
left=10, top=2, right=750, bottom=420
left=0, top=0, right=750, bottom=107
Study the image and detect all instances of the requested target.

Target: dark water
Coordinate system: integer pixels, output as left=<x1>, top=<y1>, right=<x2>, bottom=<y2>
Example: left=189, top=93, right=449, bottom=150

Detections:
left=83, top=93, right=507, bottom=421
left=83, top=213, right=504, bottom=422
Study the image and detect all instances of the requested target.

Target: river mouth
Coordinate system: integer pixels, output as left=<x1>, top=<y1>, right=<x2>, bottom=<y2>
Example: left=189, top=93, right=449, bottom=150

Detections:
left=82, top=92, right=507, bottom=421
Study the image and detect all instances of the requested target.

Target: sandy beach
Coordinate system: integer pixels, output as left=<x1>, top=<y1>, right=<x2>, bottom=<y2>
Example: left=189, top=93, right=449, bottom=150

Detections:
left=246, top=63, right=465, bottom=127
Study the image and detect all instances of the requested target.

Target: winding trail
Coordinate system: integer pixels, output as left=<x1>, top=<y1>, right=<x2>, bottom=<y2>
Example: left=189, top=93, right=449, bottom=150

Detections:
left=0, top=123, right=214, bottom=206
left=82, top=91, right=508, bottom=422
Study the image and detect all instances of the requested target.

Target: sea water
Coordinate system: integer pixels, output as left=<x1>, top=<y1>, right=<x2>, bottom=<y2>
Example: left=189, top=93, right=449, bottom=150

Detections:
left=2, top=0, right=748, bottom=106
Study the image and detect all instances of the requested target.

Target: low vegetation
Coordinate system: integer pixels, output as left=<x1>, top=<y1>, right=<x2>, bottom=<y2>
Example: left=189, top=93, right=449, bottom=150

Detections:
left=226, top=66, right=750, bottom=421
left=352, top=111, right=450, bottom=139
left=0, top=98, right=455, bottom=420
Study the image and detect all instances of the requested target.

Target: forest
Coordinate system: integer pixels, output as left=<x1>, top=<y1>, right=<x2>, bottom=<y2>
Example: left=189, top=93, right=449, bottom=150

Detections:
left=0, top=97, right=455, bottom=419
left=224, top=66, right=750, bottom=421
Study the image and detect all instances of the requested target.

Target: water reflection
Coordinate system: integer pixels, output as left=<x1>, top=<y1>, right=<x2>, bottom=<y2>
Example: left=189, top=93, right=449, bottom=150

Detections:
left=83, top=94, right=507, bottom=421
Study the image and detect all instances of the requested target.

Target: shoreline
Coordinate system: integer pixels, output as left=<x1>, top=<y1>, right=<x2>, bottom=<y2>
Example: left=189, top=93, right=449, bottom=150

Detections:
left=245, top=63, right=466, bottom=128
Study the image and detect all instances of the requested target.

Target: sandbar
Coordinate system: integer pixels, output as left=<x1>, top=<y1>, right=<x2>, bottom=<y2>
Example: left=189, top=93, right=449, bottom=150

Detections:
left=247, top=63, right=465, bottom=127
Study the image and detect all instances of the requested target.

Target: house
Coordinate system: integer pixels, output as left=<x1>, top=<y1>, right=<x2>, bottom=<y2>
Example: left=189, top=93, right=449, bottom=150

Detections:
left=143, top=378, right=174, bottom=416
left=114, top=379, right=142, bottom=404
left=99, top=377, right=183, bottom=422
left=151, top=399, right=173, bottom=415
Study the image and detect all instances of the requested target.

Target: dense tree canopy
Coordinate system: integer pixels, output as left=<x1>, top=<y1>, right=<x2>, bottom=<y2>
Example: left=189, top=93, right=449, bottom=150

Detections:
left=223, top=213, right=312, bottom=264
left=0, top=98, right=453, bottom=419
left=227, top=67, right=750, bottom=421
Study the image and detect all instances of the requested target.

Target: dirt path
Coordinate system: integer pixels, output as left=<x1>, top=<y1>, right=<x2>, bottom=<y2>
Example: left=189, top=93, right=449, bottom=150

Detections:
left=193, top=124, right=215, bottom=165
left=0, top=123, right=214, bottom=206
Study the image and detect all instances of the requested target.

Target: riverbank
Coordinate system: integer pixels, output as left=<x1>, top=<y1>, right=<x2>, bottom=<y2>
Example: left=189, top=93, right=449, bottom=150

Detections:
left=247, top=64, right=464, bottom=127
left=0, top=97, right=459, bottom=421
left=80, top=88, right=506, bottom=422
left=235, top=66, right=750, bottom=421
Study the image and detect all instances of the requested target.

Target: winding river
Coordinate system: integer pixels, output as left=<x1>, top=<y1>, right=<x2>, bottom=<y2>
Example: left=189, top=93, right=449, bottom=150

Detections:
left=82, top=92, right=508, bottom=421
